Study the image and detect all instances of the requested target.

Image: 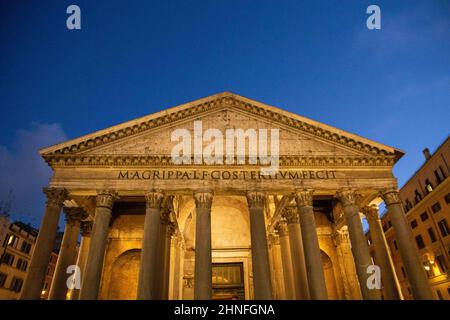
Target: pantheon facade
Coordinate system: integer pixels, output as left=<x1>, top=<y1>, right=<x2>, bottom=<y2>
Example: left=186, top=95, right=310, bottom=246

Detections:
left=20, top=92, right=433, bottom=300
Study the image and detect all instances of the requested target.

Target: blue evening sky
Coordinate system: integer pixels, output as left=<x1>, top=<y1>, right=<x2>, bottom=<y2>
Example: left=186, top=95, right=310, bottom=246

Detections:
left=0, top=1, right=449, bottom=226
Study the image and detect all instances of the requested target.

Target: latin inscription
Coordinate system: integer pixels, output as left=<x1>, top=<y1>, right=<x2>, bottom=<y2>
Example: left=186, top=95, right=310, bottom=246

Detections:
left=117, top=170, right=337, bottom=180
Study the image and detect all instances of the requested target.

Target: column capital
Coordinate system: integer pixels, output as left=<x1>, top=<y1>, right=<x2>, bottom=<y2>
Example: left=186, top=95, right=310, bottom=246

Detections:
left=145, top=190, right=164, bottom=209
left=362, top=205, right=380, bottom=222
left=194, top=191, right=214, bottom=209
left=160, top=207, right=171, bottom=224
left=80, top=220, right=93, bottom=237
left=275, top=220, right=289, bottom=237
left=96, top=190, right=119, bottom=209
left=43, top=187, right=68, bottom=208
left=294, top=189, right=314, bottom=207
left=63, top=207, right=88, bottom=224
left=380, top=188, right=401, bottom=205
left=335, top=190, right=361, bottom=208
left=167, top=222, right=177, bottom=238
left=267, top=233, right=280, bottom=246
left=246, top=191, right=265, bottom=208
left=331, top=226, right=350, bottom=246
left=282, top=206, right=299, bottom=224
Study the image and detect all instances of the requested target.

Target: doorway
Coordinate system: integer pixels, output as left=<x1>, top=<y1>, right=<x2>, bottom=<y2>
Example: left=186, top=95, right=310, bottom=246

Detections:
left=212, top=262, right=245, bottom=300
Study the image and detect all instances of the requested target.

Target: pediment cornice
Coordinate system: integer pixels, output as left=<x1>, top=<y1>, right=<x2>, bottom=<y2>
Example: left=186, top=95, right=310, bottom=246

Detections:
left=44, top=154, right=395, bottom=167
left=40, top=92, right=404, bottom=165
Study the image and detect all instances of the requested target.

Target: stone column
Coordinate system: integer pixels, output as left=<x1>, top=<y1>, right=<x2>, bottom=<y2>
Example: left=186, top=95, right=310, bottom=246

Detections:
left=171, top=234, right=183, bottom=300
left=275, top=222, right=295, bottom=300
left=381, top=188, right=434, bottom=300
left=246, top=191, right=272, bottom=300
left=283, top=206, right=310, bottom=300
left=137, top=190, right=164, bottom=300
left=295, top=190, right=328, bottom=300
left=162, top=222, right=175, bottom=299
left=362, top=205, right=403, bottom=300
left=153, top=206, right=170, bottom=299
left=194, top=191, right=213, bottom=300
left=79, top=190, right=118, bottom=300
left=70, top=220, right=92, bottom=300
left=336, top=191, right=381, bottom=300
left=49, top=207, right=87, bottom=300
left=20, top=188, right=68, bottom=300
left=268, top=233, right=285, bottom=299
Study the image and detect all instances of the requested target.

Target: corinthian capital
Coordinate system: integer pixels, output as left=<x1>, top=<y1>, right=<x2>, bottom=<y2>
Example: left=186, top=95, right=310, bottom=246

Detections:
left=332, top=226, right=350, bottom=246
left=96, top=190, right=119, bottom=209
left=246, top=191, right=265, bottom=208
left=335, top=190, right=361, bottom=208
left=362, top=205, right=380, bottom=222
left=43, top=188, right=68, bottom=208
left=63, top=207, right=88, bottom=224
left=282, top=206, right=299, bottom=224
left=275, top=220, right=289, bottom=237
left=194, top=191, right=213, bottom=209
left=145, top=190, right=164, bottom=209
left=295, top=190, right=313, bottom=207
left=80, top=220, right=93, bottom=236
left=380, top=188, right=401, bottom=206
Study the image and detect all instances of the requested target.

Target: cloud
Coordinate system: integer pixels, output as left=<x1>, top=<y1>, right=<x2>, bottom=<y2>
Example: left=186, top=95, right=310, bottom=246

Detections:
left=0, top=123, right=67, bottom=226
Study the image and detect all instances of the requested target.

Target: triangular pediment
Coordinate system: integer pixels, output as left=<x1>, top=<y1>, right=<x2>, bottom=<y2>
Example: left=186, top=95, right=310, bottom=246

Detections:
left=40, top=92, right=403, bottom=166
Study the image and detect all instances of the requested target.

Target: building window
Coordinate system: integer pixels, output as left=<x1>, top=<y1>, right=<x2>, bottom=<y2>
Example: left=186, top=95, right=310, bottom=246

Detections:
left=436, top=289, right=444, bottom=300
left=16, top=258, right=28, bottom=271
left=435, top=255, right=448, bottom=274
left=425, top=179, right=433, bottom=193
left=405, top=200, right=413, bottom=211
left=420, top=212, right=429, bottom=221
left=434, top=167, right=446, bottom=184
left=2, top=253, right=15, bottom=266
left=415, top=234, right=425, bottom=249
left=438, top=219, right=449, bottom=237
left=414, top=190, right=422, bottom=204
left=9, top=277, right=23, bottom=293
left=445, top=193, right=450, bottom=204
left=411, top=219, right=418, bottom=229
left=20, top=241, right=31, bottom=254
left=428, top=228, right=437, bottom=243
left=432, top=202, right=442, bottom=213
left=0, top=272, right=7, bottom=287
left=6, top=234, right=19, bottom=248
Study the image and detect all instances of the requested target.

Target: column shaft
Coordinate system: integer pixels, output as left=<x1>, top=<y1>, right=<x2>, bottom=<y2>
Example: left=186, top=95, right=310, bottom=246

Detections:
left=79, top=190, right=117, bottom=300
left=20, top=188, right=67, bottom=300
left=246, top=192, right=272, bottom=300
left=382, top=189, right=434, bottom=300
left=137, top=191, right=164, bottom=300
left=162, top=222, right=174, bottom=299
left=284, top=206, right=309, bottom=300
left=276, top=222, right=295, bottom=300
left=295, top=190, right=328, bottom=300
left=194, top=192, right=213, bottom=300
left=363, top=206, right=403, bottom=300
left=70, top=221, right=92, bottom=300
left=49, top=207, right=85, bottom=300
left=337, top=191, right=381, bottom=300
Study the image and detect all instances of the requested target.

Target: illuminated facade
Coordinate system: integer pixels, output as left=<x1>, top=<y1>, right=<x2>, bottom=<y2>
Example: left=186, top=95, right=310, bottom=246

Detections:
left=17, top=93, right=435, bottom=300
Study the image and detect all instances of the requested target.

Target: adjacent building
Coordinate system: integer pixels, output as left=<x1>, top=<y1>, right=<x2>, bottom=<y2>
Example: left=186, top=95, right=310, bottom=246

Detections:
left=0, top=220, right=62, bottom=300
left=375, top=136, right=450, bottom=299
left=0, top=221, right=38, bottom=299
